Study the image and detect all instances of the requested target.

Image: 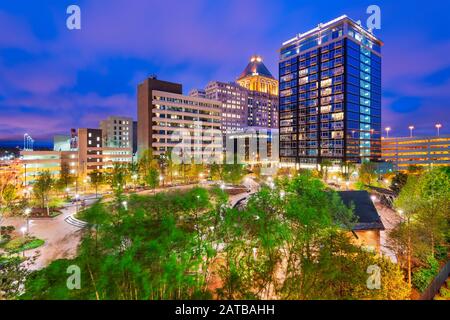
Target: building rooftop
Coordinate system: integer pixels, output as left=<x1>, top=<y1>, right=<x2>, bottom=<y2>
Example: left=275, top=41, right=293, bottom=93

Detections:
left=338, top=191, right=385, bottom=231
left=237, top=55, right=275, bottom=80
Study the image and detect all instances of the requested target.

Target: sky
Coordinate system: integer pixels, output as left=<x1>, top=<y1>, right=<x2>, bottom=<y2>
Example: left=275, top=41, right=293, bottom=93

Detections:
left=0, top=0, right=449, bottom=144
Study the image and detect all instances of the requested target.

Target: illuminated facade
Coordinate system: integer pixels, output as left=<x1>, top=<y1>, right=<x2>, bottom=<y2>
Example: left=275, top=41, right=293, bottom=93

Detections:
left=382, top=135, right=450, bottom=170
left=138, top=77, right=222, bottom=160
left=279, top=16, right=383, bottom=165
left=100, top=116, right=133, bottom=149
left=237, top=55, right=279, bottom=96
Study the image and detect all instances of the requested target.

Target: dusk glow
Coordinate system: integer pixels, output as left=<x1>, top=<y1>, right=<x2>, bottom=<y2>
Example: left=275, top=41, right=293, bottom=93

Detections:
left=0, top=0, right=449, bottom=143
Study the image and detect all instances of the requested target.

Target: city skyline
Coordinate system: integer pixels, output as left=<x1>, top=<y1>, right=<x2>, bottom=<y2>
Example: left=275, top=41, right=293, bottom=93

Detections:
left=1, top=0, right=449, bottom=143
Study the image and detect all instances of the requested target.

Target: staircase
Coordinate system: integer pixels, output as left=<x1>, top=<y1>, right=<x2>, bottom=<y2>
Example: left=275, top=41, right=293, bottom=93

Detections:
left=64, top=215, right=89, bottom=229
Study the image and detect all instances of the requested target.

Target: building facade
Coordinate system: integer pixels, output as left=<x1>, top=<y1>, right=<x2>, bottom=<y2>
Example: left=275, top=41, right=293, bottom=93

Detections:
left=279, top=16, right=383, bottom=166
left=100, top=116, right=133, bottom=149
left=204, top=81, right=249, bottom=135
left=78, top=128, right=132, bottom=174
left=193, top=56, right=279, bottom=137
left=20, top=127, right=132, bottom=183
left=137, top=77, right=222, bottom=161
left=382, top=135, right=450, bottom=170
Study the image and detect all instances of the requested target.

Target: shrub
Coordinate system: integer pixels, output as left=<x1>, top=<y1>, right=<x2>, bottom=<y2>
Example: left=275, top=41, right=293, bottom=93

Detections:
left=412, top=256, right=440, bottom=292
left=439, top=286, right=450, bottom=299
left=3, top=237, right=45, bottom=253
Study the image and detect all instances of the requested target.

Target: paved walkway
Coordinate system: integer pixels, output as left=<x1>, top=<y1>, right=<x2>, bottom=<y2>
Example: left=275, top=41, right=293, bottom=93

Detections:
left=0, top=200, right=95, bottom=270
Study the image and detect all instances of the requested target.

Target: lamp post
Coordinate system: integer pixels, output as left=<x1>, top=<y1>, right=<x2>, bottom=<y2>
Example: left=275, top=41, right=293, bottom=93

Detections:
left=20, top=227, right=27, bottom=257
left=24, top=208, right=32, bottom=235
left=75, top=194, right=80, bottom=215
left=435, top=123, right=442, bottom=137
left=385, top=127, right=391, bottom=139
left=408, top=125, right=415, bottom=138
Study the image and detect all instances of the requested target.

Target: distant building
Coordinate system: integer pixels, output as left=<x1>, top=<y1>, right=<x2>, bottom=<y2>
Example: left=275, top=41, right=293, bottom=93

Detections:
left=137, top=77, right=222, bottom=160
left=132, top=121, right=138, bottom=154
left=20, top=127, right=132, bottom=183
left=279, top=15, right=383, bottom=166
left=204, top=81, right=248, bottom=135
left=382, top=135, right=450, bottom=170
left=99, top=116, right=133, bottom=149
left=77, top=128, right=132, bottom=174
left=20, top=150, right=77, bottom=185
left=188, top=88, right=206, bottom=98
left=237, top=55, right=278, bottom=96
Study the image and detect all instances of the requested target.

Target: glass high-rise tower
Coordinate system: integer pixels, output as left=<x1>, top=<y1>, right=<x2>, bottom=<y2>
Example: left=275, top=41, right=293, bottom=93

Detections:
left=279, top=16, right=383, bottom=165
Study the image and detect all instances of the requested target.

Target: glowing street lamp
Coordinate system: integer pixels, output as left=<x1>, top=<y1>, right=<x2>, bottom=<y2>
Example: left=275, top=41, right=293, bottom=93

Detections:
left=408, top=125, right=415, bottom=138
left=385, top=127, right=391, bottom=139
left=435, top=123, right=442, bottom=137
left=24, top=208, right=32, bottom=234
left=370, top=195, right=378, bottom=202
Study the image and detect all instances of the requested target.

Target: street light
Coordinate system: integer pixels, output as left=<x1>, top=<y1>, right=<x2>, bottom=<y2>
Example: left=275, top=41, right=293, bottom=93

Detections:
left=370, top=195, right=378, bottom=202
left=385, top=127, right=391, bottom=139
left=435, top=123, right=442, bottom=137
left=408, top=125, right=415, bottom=138
left=24, top=208, right=31, bottom=234
left=75, top=194, right=80, bottom=215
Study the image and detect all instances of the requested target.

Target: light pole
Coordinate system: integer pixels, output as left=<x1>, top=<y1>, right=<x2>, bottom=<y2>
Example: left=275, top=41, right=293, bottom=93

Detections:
left=408, top=125, right=415, bottom=138
left=435, top=123, right=442, bottom=137
left=385, top=127, right=391, bottom=139
left=20, top=227, right=27, bottom=257
left=24, top=208, right=31, bottom=235
left=75, top=194, right=80, bottom=215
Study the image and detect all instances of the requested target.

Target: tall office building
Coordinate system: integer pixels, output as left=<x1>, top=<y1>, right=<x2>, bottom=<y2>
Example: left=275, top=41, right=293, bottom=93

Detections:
left=204, top=81, right=248, bottom=134
left=100, top=116, right=133, bottom=149
left=137, top=77, right=222, bottom=160
left=279, top=16, right=383, bottom=165
left=196, top=56, right=278, bottom=135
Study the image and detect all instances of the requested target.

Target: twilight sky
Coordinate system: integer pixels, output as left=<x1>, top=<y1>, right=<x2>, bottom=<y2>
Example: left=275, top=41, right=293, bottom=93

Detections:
left=0, top=0, right=449, bottom=143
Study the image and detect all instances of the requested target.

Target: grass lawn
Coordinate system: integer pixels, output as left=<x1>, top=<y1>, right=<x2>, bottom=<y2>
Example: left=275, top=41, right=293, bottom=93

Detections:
left=2, top=237, right=45, bottom=253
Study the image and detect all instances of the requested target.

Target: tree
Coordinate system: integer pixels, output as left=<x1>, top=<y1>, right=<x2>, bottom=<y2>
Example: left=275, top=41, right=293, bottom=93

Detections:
left=340, top=162, right=356, bottom=181
left=0, top=172, right=20, bottom=215
left=107, top=164, right=127, bottom=196
left=33, top=171, right=53, bottom=213
left=415, top=168, right=450, bottom=257
left=390, top=171, right=408, bottom=195
left=88, top=170, right=104, bottom=198
left=358, top=162, right=377, bottom=186
left=223, top=164, right=245, bottom=185
left=57, top=162, right=74, bottom=191
left=319, top=159, right=333, bottom=181
left=0, top=255, right=35, bottom=299
left=145, top=167, right=159, bottom=192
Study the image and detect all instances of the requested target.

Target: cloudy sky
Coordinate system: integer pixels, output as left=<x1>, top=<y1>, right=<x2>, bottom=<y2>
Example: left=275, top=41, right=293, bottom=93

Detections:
left=0, top=0, right=449, bottom=143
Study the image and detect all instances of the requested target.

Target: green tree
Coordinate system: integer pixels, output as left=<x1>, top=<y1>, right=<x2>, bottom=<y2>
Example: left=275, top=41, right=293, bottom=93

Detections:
left=56, top=162, right=74, bottom=191
left=145, top=167, right=160, bottom=192
left=358, top=162, right=377, bottom=186
left=390, top=171, right=408, bottom=195
left=88, top=170, right=104, bottom=198
left=223, top=164, right=245, bottom=185
left=33, top=171, right=53, bottom=212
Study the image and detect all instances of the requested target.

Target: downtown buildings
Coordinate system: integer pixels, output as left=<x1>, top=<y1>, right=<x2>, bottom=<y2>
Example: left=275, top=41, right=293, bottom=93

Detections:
left=20, top=126, right=133, bottom=185
left=278, top=16, right=383, bottom=166
left=137, top=77, right=222, bottom=162
left=198, top=56, right=279, bottom=135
